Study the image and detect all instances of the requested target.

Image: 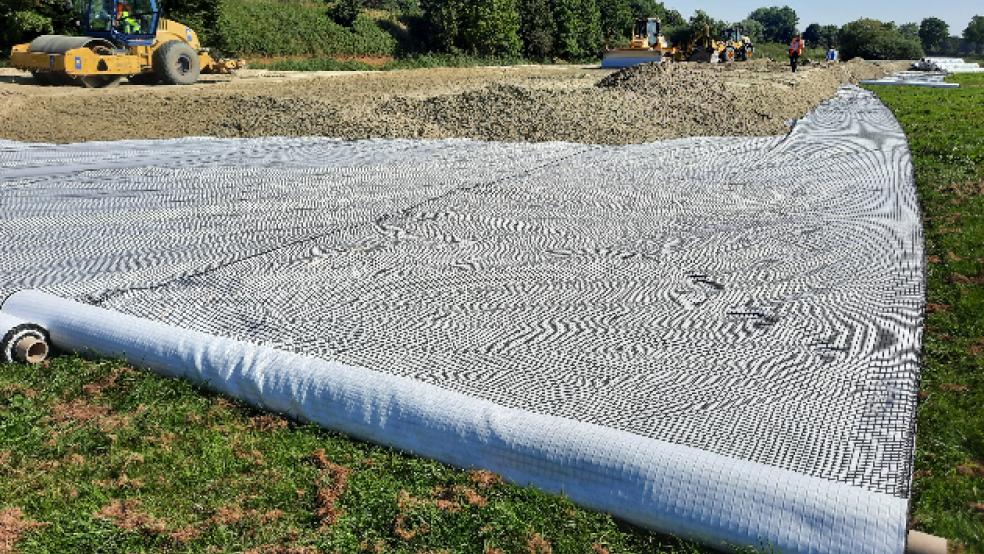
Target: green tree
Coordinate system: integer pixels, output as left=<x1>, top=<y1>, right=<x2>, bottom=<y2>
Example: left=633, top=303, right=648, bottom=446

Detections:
left=802, top=23, right=821, bottom=47
left=552, top=0, right=579, bottom=58
left=419, top=0, right=464, bottom=52
left=737, top=18, right=764, bottom=43
left=748, top=5, right=798, bottom=43
left=898, top=22, right=919, bottom=41
left=577, top=0, right=603, bottom=55
left=627, top=0, right=683, bottom=25
left=331, top=0, right=364, bottom=27
left=840, top=18, right=923, bottom=60
left=364, top=0, right=421, bottom=12
left=552, top=0, right=601, bottom=60
left=964, top=15, right=984, bottom=54
left=819, top=24, right=839, bottom=48
left=1, top=0, right=77, bottom=51
left=419, top=0, right=522, bottom=56
left=518, top=0, right=555, bottom=59
left=464, top=0, right=522, bottom=56
left=598, top=0, right=632, bottom=44
left=159, top=0, right=219, bottom=43
left=690, top=10, right=725, bottom=38
left=663, top=9, right=724, bottom=48
left=918, top=17, right=949, bottom=53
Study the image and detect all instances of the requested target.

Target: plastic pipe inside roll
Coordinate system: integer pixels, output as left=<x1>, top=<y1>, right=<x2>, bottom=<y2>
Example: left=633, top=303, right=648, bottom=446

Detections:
left=0, top=290, right=910, bottom=554
left=14, top=335, right=48, bottom=364
left=905, top=531, right=948, bottom=554
left=0, top=310, right=50, bottom=364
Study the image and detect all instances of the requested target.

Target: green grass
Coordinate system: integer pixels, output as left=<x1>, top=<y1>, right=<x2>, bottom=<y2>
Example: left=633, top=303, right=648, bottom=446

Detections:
left=212, top=1, right=397, bottom=57
left=252, top=53, right=530, bottom=72
left=0, top=356, right=714, bottom=553
left=865, top=73, right=984, bottom=552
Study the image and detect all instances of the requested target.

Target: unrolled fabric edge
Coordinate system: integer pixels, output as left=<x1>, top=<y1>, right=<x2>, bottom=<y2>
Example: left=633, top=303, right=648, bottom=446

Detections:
left=1, top=289, right=907, bottom=554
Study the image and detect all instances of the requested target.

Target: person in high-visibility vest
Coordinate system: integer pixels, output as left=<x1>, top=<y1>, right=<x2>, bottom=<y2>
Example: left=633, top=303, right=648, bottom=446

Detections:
left=120, top=10, right=140, bottom=33
left=789, top=34, right=804, bottom=73
left=116, top=3, right=140, bottom=34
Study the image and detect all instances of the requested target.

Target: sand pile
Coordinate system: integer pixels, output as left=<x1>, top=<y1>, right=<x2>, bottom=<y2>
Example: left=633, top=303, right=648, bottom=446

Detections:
left=0, top=60, right=903, bottom=144
left=378, top=61, right=898, bottom=143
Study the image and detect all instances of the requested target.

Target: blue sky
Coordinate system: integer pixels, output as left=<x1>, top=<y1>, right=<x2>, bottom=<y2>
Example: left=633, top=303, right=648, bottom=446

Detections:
left=668, top=0, right=980, bottom=35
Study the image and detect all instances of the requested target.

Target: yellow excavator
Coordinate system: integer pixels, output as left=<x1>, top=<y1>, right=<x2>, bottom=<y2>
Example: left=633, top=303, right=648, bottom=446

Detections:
left=10, top=0, right=243, bottom=87
left=601, top=18, right=677, bottom=68
left=601, top=19, right=754, bottom=68
left=686, top=25, right=754, bottom=63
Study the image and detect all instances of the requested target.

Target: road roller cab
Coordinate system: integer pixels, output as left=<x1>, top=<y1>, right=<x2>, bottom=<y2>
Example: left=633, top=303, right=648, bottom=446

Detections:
left=10, top=0, right=244, bottom=88
left=83, top=0, right=160, bottom=47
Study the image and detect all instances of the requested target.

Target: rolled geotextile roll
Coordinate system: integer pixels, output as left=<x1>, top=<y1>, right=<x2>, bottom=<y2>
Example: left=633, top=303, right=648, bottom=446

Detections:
left=0, top=311, right=50, bottom=364
left=0, top=289, right=908, bottom=554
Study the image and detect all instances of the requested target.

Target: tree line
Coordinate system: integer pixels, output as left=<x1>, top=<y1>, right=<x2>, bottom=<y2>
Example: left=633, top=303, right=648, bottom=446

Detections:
left=408, top=1, right=984, bottom=61
left=2, top=0, right=983, bottom=61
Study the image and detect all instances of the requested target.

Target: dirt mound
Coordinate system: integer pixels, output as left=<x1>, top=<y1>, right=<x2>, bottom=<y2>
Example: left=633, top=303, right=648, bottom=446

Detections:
left=379, top=84, right=605, bottom=142
left=217, top=95, right=344, bottom=137
left=0, top=61, right=903, bottom=144
left=379, top=62, right=897, bottom=143
left=595, top=62, right=701, bottom=92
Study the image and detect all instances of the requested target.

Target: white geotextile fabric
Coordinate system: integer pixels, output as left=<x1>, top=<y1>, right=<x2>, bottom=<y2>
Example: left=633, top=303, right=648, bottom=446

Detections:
left=912, top=57, right=984, bottom=73
left=0, top=86, right=921, bottom=553
left=2, top=290, right=907, bottom=553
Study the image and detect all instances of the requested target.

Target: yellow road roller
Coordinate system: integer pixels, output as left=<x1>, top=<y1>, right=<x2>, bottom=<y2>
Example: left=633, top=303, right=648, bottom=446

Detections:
left=11, top=0, right=244, bottom=87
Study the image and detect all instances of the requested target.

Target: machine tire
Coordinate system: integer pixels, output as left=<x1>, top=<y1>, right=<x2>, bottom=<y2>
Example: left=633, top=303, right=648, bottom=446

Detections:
left=153, top=41, right=200, bottom=85
left=689, top=48, right=712, bottom=63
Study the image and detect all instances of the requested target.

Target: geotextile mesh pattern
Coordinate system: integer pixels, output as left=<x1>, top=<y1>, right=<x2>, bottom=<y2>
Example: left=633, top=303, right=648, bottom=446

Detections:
left=0, top=86, right=921, bottom=553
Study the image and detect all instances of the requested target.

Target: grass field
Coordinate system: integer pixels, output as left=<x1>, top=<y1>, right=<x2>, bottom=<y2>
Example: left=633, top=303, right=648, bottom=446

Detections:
left=865, top=73, right=984, bottom=552
left=0, top=356, right=713, bottom=553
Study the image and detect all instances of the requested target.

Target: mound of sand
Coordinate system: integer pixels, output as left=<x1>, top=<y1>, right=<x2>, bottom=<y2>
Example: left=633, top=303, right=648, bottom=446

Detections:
left=0, top=60, right=903, bottom=144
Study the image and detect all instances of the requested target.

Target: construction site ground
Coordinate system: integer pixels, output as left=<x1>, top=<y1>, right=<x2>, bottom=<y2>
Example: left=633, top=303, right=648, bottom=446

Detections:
left=0, top=59, right=906, bottom=144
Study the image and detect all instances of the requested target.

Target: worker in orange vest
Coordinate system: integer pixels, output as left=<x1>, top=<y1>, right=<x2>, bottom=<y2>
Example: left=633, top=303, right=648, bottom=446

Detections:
left=789, top=34, right=804, bottom=73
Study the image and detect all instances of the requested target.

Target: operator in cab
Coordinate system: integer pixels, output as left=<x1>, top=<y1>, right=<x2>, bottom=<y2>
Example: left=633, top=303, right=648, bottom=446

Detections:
left=115, top=2, right=142, bottom=34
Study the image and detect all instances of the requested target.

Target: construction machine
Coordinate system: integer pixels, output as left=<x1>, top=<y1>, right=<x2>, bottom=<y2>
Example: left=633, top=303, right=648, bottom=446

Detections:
left=11, top=0, right=244, bottom=87
left=601, top=18, right=677, bottom=68
left=720, top=27, right=754, bottom=62
left=685, top=25, right=754, bottom=63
